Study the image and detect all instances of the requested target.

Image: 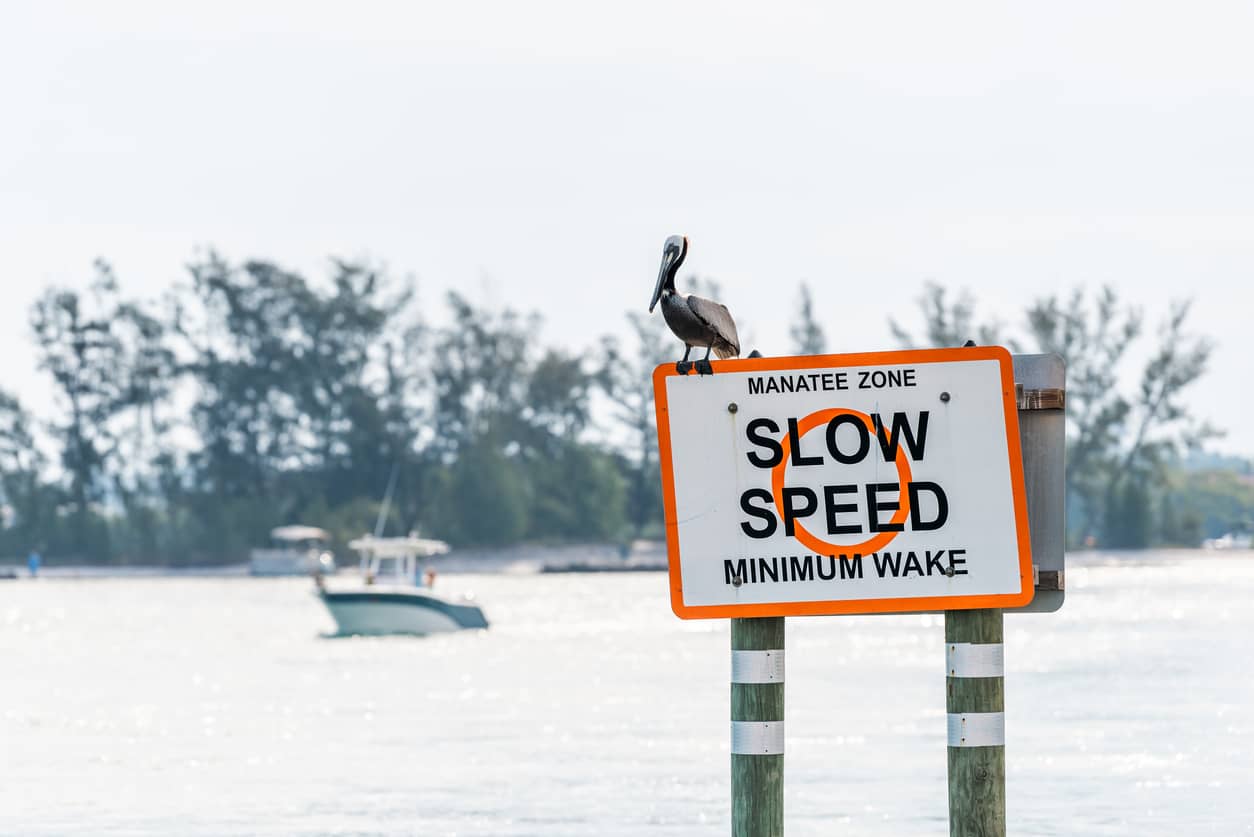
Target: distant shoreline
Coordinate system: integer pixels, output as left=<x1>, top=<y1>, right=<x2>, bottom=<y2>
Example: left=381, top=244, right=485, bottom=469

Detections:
left=1, top=544, right=1249, bottom=579
left=0, top=540, right=670, bottom=577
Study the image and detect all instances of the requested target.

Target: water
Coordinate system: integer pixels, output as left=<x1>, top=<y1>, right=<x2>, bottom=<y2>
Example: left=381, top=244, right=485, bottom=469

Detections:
left=3, top=551, right=1253, bottom=835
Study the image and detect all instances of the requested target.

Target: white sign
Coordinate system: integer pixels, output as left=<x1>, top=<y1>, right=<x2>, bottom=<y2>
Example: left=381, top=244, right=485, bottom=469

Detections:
left=653, top=347, right=1033, bottom=618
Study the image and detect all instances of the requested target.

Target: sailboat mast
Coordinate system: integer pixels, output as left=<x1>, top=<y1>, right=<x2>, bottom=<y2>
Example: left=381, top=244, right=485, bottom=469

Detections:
left=373, top=462, right=400, bottom=539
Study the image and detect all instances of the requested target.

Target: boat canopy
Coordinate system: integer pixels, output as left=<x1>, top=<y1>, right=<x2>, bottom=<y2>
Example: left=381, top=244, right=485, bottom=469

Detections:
left=347, top=535, right=450, bottom=558
left=347, top=535, right=450, bottom=586
left=271, top=525, right=330, bottom=542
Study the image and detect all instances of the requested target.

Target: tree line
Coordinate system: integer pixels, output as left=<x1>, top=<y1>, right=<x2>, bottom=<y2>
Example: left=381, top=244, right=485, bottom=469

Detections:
left=0, top=256, right=1237, bottom=564
left=888, top=283, right=1233, bottom=548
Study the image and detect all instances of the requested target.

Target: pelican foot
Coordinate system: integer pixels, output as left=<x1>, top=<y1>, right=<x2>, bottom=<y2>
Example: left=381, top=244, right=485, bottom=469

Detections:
left=676, top=360, right=693, bottom=375
left=695, top=359, right=714, bottom=376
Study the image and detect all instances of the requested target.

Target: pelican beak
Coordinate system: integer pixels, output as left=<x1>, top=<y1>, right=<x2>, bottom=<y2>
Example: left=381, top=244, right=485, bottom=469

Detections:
left=648, top=265, right=666, bottom=313
left=649, top=235, right=687, bottom=313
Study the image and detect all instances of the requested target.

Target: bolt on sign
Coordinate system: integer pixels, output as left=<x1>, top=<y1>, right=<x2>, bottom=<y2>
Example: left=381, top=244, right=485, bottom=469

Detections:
left=652, top=346, right=1033, bottom=618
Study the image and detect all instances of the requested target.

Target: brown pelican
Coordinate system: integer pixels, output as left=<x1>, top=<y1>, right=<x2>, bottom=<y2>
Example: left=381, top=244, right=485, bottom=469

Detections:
left=648, top=235, right=740, bottom=375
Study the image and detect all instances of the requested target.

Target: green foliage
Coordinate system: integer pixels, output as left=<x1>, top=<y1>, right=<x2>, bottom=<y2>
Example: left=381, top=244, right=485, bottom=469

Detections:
left=0, top=390, right=52, bottom=554
left=598, top=309, right=673, bottom=538
left=29, top=266, right=126, bottom=558
left=1026, top=289, right=1216, bottom=546
left=889, top=281, right=1011, bottom=349
left=893, top=282, right=1221, bottom=549
left=1155, top=491, right=1203, bottom=548
left=1163, top=469, right=1254, bottom=543
left=430, top=290, right=535, bottom=450
left=4, top=257, right=1242, bottom=563
left=1102, top=479, right=1152, bottom=549
left=527, top=442, right=627, bottom=541
left=429, top=431, right=529, bottom=546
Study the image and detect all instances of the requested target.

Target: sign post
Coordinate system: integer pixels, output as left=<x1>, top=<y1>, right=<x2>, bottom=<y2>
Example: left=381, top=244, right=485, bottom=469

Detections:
left=945, top=607, right=1005, bottom=835
left=731, top=616, right=784, bottom=837
left=730, top=350, right=784, bottom=837
left=940, top=352, right=1065, bottom=836
left=653, top=346, right=1057, bottom=835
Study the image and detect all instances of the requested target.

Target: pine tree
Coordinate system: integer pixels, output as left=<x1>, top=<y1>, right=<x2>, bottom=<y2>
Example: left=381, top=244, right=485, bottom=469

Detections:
left=789, top=282, right=827, bottom=355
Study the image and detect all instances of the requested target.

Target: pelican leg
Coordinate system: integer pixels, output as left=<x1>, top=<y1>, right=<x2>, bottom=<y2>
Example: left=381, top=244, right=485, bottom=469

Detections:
left=695, top=346, right=714, bottom=376
left=676, top=345, right=693, bottom=375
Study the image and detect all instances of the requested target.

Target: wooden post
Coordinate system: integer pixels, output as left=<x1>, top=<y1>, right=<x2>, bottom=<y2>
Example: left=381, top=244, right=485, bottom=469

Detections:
left=945, top=608, right=1006, bottom=837
left=731, top=616, right=784, bottom=837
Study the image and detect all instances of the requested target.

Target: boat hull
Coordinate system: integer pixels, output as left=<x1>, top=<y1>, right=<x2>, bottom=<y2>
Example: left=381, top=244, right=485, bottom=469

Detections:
left=319, top=590, right=488, bottom=636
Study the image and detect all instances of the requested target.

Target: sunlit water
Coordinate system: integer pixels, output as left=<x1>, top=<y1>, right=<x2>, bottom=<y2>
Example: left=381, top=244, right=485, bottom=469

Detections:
left=3, top=551, right=1253, bottom=835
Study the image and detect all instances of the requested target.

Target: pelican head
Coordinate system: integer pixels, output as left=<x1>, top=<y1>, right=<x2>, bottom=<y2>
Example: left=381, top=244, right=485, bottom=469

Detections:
left=649, top=234, right=688, bottom=313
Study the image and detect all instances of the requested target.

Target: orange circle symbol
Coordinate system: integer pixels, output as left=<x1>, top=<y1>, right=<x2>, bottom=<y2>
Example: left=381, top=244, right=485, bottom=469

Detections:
left=770, top=408, right=913, bottom=556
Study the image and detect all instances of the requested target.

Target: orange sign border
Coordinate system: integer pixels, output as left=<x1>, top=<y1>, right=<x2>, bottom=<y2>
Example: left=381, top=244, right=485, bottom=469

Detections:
left=652, top=346, right=1034, bottom=619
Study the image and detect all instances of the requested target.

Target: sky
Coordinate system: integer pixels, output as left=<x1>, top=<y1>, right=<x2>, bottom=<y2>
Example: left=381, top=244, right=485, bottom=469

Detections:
left=2, top=1, right=1253, bottom=454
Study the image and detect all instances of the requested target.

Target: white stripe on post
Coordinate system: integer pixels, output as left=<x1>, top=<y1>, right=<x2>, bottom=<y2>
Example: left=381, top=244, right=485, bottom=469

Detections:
left=946, top=642, right=1004, bottom=678
left=947, top=712, right=1006, bottom=747
left=731, top=721, right=785, bottom=755
left=731, top=649, right=785, bottom=684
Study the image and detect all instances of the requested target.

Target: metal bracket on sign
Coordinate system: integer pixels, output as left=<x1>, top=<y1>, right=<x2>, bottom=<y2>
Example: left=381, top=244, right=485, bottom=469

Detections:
left=1016, top=383, right=1065, bottom=411
left=1032, top=566, right=1065, bottom=591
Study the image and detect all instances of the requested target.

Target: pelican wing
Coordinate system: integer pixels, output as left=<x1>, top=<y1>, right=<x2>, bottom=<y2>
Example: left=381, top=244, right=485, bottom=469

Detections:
left=685, top=294, right=741, bottom=358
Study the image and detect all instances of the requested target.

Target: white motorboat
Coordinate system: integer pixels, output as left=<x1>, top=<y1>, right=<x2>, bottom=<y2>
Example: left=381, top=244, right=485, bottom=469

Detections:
left=250, top=525, right=337, bottom=576
left=1203, top=532, right=1253, bottom=550
left=317, top=534, right=488, bottom=636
